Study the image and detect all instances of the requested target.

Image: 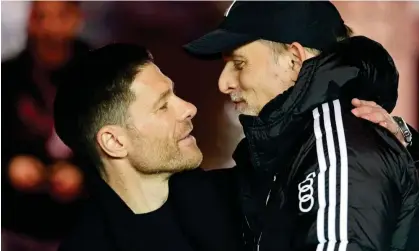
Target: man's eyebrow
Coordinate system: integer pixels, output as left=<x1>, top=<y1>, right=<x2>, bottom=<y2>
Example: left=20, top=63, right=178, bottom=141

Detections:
left=223, top=52, right=244, bottom=61
left=152, top=83, right=174, bottom=109
left=232, top=53, right=244, bottom=59
left=154, top=89, right=171, bottom=106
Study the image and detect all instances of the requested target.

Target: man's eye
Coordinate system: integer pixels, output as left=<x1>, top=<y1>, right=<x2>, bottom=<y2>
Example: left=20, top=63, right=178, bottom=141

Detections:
left=233, top=61, right=244, bottom=70
left=159, top=103, right=168, bottom=111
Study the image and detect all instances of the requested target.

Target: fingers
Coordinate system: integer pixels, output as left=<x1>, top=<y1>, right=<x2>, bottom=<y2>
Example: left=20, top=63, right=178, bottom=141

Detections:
left=351, top=106, right=383, bottom=119
left=351, top=105, right=400, bottom=135
left=350, top=99, right=405, bottom=143
left=379, top=121, right=388, bottom=128
left=386, top=118, right=400, bottom=135
left=356, top=111, right=385, bottom=124
left=356, top=111, right=398, bottom=134
left=351, top=98, right=385, bottom=124
left=351, top=105, right=388, bottom=124
left=351, top=98, right=378, bottom=107
left=379, top=121, right=399, bottom=136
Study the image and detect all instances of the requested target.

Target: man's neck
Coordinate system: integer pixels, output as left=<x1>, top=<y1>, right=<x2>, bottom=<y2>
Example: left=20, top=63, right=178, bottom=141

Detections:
left=104, top=165, right=170, bottom=214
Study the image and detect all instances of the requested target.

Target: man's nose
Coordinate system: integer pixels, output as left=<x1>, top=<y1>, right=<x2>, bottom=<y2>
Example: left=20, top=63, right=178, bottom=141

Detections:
left=218, top=65, right=238, bottom=95
left=178, top=99, right=197, bottom=121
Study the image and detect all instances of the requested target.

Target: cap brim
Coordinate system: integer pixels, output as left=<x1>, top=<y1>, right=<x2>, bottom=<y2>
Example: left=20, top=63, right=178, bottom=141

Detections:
left=183, top=29, right=256, bottom=59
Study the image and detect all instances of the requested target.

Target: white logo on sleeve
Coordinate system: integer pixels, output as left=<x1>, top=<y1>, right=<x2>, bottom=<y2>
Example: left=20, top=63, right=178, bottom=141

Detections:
left=298, top=172, right=316, bottom=213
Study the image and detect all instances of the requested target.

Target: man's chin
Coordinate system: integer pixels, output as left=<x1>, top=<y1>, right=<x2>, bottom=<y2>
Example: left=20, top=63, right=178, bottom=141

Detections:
left=182, top=150, right=203, bottom=170
left=160, top=148, right=203, bottom=174
left=235, top=105, right=260, bottom=116
left=178, top=163, right=200, bottom=172
left=140, top=163, right=200, bottom=176
left=239, top=110, right=259, bottom=116
left=179, top=138, right=202, bottom=156
left=168, top=160, right=201, bottom=175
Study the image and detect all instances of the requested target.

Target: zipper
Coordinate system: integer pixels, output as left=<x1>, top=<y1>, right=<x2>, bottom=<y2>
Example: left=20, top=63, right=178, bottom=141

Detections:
left=257, top=175, right=277, bottom=251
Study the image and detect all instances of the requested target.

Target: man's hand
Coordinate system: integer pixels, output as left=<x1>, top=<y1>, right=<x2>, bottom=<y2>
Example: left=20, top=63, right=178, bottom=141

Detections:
left=351, top=98, right=407, bottom=147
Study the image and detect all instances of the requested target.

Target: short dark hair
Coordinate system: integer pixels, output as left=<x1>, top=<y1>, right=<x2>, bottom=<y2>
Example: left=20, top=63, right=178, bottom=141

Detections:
left=54, top=43, right=154, bottom=173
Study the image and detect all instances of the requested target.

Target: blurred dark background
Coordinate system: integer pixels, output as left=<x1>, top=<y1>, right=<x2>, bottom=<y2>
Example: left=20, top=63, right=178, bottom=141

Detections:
left=1, top=1, right=418, bottom=250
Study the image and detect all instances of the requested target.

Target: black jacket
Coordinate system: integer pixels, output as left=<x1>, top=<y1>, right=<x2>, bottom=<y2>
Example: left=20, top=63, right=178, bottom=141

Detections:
left=232, top=36, right=419, bottom=251
left=57, top=168, right=244, bottom=251
left=407, top=124, right=419, bottom=171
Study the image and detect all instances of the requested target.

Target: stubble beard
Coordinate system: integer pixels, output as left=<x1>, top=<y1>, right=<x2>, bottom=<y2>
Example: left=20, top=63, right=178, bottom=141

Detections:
left=230, top=92, right=260, bottom=116
left=128, top=130, right=202, bottom=175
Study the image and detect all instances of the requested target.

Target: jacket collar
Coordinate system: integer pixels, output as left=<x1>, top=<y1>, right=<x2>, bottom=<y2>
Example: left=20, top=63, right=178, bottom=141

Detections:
left=233, top=36, right=399, bottom=172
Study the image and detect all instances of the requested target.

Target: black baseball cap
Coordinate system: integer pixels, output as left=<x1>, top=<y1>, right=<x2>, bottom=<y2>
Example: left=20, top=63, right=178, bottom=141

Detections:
left=183, top=1, right=347, bottom=58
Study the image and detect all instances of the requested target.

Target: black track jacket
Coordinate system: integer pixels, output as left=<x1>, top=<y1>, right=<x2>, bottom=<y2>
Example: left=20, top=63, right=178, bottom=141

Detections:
left=231, top=36, right=419, bottom=251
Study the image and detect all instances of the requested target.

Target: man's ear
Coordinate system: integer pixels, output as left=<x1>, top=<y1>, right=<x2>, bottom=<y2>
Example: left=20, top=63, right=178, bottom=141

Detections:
left=96, top=125, right=129, bottom=158
left=288, top=42, right=307, bottom=70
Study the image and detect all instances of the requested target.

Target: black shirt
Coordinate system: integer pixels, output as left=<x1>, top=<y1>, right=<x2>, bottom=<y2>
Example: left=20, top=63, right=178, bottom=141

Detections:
left=58, top=168, right=244, bottom=251
left=132, top=198, right=194, bottom=251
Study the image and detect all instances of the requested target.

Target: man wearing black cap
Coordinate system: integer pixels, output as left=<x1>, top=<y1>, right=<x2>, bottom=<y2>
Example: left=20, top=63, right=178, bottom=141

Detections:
left=184, top=1, right=419, bottom=251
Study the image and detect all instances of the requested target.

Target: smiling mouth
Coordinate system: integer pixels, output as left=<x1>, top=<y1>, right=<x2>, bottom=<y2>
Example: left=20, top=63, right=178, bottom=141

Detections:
left=178, top=131, right=196, bottom=146
left=179, top=129, right=193, bottom=141
left=180, top=135, right=193, bottom=141
left=231, top=100, right=246, bottom=110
